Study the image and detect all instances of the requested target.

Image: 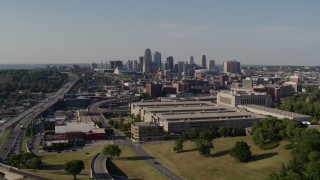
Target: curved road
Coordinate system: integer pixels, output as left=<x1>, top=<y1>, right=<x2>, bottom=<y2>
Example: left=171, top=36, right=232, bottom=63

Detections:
left=92, top=153, right=113, bottom=180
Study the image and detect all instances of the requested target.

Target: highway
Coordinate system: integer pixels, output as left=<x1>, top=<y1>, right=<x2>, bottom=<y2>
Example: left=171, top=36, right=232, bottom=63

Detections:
left=0, top=73, right=78, bottom=164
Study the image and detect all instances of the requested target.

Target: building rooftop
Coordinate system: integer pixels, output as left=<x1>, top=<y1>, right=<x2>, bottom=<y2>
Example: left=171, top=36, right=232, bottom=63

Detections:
left=133, top=101, right=215, bottom=107
left=240, top=105, right=311, bottom=119
left=55, top=121, right=104, bottom=134
left=157, top=111, right=264, bottom=121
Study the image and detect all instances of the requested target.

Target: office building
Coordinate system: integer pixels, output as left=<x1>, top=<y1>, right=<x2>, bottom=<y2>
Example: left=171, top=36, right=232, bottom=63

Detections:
left=208, top=60, right=215, bottom=70
left=143, top=49, right=152, bottom=73
left=201, top=55, right=206, bottom=69
left=131, top=101, right=264, bottom=133
left=166, top=56, right=174, bottom=71
left=131, top=123, right=164, bottom=142
left=223, top=60, right=240, bottom=74
left=177, top=61, right=185, bottom=75
left=110, top=60, right=123, bottom=69
left=217, top=91, right=272, bottom=107
left=153, top=51, right=161, bottom=70
left=146, top=83, right=163, bottom=97
left=138, top=56, right=144, bottom=72
left=188, top=55, right=194, bottom=64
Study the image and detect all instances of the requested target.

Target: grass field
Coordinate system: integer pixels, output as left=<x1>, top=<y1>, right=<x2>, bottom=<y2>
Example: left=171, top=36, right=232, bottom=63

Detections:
left=22, top=135, right=31, bottom=152
left=25, top=144, right=104, bottom=180
left=110, top=146, right=166, bottom=180
left=142, top=136, right=291, bottom=180
left=0, top=128, right=11, bottom=144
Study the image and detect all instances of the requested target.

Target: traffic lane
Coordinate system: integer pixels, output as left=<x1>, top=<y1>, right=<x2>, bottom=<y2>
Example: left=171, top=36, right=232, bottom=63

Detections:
left=93, top=154, right=112, bottom=180
left=128, top=143, right=184, bottom=180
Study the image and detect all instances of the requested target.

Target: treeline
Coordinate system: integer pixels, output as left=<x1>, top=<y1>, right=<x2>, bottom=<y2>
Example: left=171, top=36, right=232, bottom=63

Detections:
left=7, top=152, right=42, bottom=169
left=252, top=117, right=306, bottom=150
left=279, top=89, right=320, bottom=122
left=268, top=127, right=320, bottom=179
left=0, top=68, right=68, bottom=99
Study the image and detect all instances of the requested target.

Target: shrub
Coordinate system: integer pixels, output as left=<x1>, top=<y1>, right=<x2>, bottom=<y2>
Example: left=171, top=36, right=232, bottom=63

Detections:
left=230, top=141, right=252, bottom=162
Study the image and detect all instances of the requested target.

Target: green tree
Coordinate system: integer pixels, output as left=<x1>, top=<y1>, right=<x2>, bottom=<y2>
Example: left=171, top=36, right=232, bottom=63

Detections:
left=197, top=139, right=213, bottom=157
left=304, top=161, right=320, bottom=180
left=64, top=160, right=84, bottom=180
left=230, top=141, right=252, bottom=162
left=7, top=154, right=22, bottom=168
left=102, top=145, right=121, bottom=159
left=189, top=128, right=198, bottom=141
left=218, top=126, right=232, bottom=137
left=173, top=139, right=183, bottom=153
left=25, top=157, right=42, bottom=170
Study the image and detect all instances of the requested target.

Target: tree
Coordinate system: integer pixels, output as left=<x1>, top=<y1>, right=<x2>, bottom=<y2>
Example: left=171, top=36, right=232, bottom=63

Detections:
left=26, top=157, right=42, bottom=170
left=218, top=126, right=232, bottom=137
left=304, top=161, right=320, bottom=179
left=197, top=139, right=213, bottom=157
left=7, top=154, right=22, bottom=168
left=64, top=160, right=84, bottom=180
left=102, top=145, right=121, bottom=159
left=230, top=141, right=252, bottom=162
left=173, top=139, right=184, bottom=153
left=104, top=128, right=114, bottom=137
left=189, top=128, right=198, bottom=141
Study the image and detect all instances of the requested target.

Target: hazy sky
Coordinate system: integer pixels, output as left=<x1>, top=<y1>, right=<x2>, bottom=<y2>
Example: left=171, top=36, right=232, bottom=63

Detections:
left=0, top=0, right=319, bottom=65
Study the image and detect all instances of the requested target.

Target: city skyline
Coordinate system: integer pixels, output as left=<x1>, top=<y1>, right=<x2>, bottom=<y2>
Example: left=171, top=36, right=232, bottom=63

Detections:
left=0, top=0, right=319, bottom=65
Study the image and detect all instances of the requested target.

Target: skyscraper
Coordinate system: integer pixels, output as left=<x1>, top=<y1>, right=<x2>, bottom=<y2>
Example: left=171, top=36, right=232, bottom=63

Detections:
left=178, top=61, right=185, bottom=74
left=223, top=60, right=240, bottom=74
left=166, top=56, right=174, bottom=71
left=153, top=51, right=161, bottom=70
left=138, top=56, right=144, bottom=72
left=143, top=48, right=152, bottom=73
left=209, top=60, right=215, bottom=70
left=201, top=55, right=206, bottom=69
left=188, top=55, right=194, bottom=64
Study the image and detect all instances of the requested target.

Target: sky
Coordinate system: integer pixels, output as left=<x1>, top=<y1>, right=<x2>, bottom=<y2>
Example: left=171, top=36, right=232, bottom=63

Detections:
left=0, top=0, right=319, bottom=65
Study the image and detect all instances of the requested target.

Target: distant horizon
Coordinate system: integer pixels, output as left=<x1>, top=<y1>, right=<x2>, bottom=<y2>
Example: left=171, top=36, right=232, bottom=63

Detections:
left=1, top=1, right=319, bottom=65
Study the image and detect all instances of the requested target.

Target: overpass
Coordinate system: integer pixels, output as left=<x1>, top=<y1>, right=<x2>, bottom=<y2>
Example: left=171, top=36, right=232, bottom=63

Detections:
left=89, top=96, right=140, bottom=114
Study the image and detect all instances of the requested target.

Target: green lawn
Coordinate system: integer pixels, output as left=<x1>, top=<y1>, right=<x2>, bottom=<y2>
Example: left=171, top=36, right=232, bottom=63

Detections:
left=22, top=135, right=32, bottom=152
left=110, top=146, right=167, bottom=180
left=25, top=144, right=104, bottom=180
left=0, top=128, right=11, bottom=144
left=142, top=136, right=291, bottom=180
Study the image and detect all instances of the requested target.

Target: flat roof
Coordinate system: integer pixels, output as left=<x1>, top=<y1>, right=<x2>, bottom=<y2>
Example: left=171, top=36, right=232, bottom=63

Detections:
left=143, top=105, right=226, bottom=113
left=240, top=105, right=311, bottom=118
left=55, top=122, right=105, bottom=134
left=133, top=101, right=215, bottom=107
left=157, top=111, right=264, bottom=121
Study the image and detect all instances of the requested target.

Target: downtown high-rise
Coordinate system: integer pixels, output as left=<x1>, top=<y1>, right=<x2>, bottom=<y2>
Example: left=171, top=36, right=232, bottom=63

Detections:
left=201, top=55, right=206, bottom=69
left=143, top=48, right=152, bottom=73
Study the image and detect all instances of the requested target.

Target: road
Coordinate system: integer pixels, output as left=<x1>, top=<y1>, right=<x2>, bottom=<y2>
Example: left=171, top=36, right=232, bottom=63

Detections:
left=92, top=153, right=113, bottom=180
left=89, top=101, right=184, bottom=180
left=0, top=73, right=78, bottom=163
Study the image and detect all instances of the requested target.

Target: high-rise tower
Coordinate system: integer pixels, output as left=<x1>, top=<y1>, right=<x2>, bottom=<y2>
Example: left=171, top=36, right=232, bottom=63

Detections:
left=153, top=51, right=161, bottom=70
left=201, top=55, right=206, bottom=69
left=166, top=56, right=174, bottom=71
left=143, top=49, right=152, bottom=73
left=188, top=55, right=194, bottom=64
left=209, top=60, right=215, bottom=70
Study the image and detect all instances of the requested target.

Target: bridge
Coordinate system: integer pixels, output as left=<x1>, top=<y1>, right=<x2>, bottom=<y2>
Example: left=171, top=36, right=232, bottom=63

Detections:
left=89, top=96, right=140, bottom=114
